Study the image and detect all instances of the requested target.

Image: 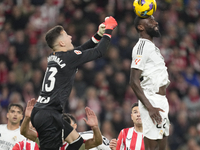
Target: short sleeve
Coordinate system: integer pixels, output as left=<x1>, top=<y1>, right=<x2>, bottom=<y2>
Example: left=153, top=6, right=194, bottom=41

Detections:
left=97, top=136, right=110, bottom=150
left=131, top=40, right=152, bottom=70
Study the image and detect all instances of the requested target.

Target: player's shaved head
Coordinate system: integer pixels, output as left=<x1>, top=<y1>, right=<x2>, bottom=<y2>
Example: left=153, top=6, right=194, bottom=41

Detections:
left=134, top=16, right=147, bottom=32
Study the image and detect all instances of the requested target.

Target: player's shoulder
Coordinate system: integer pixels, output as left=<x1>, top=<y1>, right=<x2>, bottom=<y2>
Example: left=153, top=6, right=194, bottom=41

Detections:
left=134, top=38, right=155, bottom=54
left=121, top=127, right=135, bottom=133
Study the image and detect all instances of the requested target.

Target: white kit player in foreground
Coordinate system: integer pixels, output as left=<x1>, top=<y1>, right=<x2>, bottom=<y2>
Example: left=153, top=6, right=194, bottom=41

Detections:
left=0, top=103, right=26, bottom=150
left=21, top=98, right=111, bottom=150
left=129, top=16, right=170, bottom=150
left=109, top=103, right=144, bottom=150
left=65, top=113, right=111, bottom=150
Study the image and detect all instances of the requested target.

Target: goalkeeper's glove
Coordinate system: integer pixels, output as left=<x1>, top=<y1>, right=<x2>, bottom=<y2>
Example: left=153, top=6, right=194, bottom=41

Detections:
left=103, top=16, right=118, bottom=38
left=92, top=23, right=106, bottom=43
left=97, top=23, right=106, bottom=37
left=104, top=16, right=118, bottom=30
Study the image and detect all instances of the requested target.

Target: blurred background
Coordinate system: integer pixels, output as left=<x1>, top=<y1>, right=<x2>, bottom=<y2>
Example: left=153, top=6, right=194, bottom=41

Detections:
left=0, top=0, right=200, bottom=149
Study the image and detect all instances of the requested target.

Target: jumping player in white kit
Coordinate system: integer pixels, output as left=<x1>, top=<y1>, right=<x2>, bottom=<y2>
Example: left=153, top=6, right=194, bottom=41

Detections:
left=129, top=16, right=170, bottom=150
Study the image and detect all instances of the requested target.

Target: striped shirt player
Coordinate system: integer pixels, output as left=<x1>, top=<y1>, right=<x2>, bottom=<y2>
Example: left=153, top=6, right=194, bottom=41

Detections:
left=12, top=139, right=69, bottom=150
left=12, top=139, right=39, bottom=150
left=116, top=127, right=144, bottom=150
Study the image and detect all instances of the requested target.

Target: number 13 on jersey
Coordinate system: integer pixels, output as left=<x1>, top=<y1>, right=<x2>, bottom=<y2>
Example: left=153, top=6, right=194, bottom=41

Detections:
left=41, top=67, right=58, bottom=92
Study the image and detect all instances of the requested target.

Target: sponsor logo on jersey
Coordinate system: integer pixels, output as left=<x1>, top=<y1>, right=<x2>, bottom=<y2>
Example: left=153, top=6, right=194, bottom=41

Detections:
left=37, top=96, right=50, bottom=103
left=126, top=137, right=132, bottom=140
left=135, top=58, right=141, bottom=65
left=74, top=50, right=82, bottom=55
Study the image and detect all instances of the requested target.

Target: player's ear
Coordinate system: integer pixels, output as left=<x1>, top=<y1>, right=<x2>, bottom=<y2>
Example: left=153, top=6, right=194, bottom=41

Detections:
left=73, top=123, right=77, bottom=130
left=59, top=41, right=65, bottom=47
left=137, top=25, right=144, bottom=31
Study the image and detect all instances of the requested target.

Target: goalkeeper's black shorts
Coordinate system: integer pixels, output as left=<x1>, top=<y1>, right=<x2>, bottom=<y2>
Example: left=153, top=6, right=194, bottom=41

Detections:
left=31, top=107, right=73, bottom=150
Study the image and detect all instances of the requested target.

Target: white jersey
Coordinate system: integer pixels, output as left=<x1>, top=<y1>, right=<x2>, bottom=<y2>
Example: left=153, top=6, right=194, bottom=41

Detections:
left=79, top=130, right=111, bottom=150
left=131, top=38, right=170, bottom=95
left=0, top=124, right=26, bottom=150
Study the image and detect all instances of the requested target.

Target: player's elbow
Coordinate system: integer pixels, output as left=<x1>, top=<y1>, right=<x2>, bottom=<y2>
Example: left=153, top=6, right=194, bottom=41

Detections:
left=129, top=78, right=137, bottom=89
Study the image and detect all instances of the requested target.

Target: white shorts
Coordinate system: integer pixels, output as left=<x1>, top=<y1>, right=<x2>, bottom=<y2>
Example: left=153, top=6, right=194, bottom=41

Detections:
left=139, top=93, right=170, bottom=140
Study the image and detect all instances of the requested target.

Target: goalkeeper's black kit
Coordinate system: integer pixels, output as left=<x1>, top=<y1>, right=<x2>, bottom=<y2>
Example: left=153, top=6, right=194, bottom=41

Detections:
left=31, top=34, right=111, bottom=150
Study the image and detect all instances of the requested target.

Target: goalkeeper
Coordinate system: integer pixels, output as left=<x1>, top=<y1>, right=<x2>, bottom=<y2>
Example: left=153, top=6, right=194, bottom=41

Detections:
left=30, top=16, right=118, bottom=150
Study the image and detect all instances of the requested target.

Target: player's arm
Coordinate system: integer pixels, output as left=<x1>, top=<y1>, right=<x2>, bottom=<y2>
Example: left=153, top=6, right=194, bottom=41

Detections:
left=83, top=107, right=102, bottom=149
left=129, top=68, right=163, bottom=124
left=75, top=23, right=105, bottom=51
left=20, top=98, right=38, bottom=141
left=67, top=16, right=118, bottom=68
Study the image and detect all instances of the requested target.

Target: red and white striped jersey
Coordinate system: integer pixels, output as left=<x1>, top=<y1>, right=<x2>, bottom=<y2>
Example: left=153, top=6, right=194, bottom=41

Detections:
left=12, top=139, right=39, bottom=150
left=116, top=127, right=144, bottom=150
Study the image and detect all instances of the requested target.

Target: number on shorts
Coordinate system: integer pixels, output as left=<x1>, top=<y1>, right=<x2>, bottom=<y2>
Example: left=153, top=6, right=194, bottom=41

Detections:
left=156, top=118, right=167, bottom=129
left=42, top=67, right=58, bottom=92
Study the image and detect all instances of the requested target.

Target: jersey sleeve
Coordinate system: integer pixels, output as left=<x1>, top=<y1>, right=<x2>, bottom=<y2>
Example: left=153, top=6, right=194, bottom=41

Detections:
left=97, top=136, right=111, bottom=150
left=65, top=36, right=110, bottom=68
left=75, top=34, right=101, bottom=51
left=80, top=131, right=93, bottom=140
left=12, top=143, right=20, bottom=150
left=116, top=130, right=124, bottom=150
left=131, top=42, right=152, bottom=70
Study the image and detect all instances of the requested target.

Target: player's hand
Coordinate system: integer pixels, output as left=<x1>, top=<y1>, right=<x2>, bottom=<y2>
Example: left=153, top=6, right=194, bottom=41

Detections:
left=25, top=98, right=36, bottom=118
left=97, top=23, right=106, bottom=37
left=104, top=16, right=118, bottom=30
left=148, top=106, right=164, bottom=124
left=109, top=139, right=117, bottom=150
left=83, top=107, right=98, bottom=128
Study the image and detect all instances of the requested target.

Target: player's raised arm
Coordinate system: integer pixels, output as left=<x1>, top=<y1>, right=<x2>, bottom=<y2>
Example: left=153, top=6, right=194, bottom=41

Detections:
left=83, top=107, right=102, bottom=149
left=75, top=22, right=106, bottom=50
left=20, top=98, right=38, bottom=141
left=67, top=16, right=118, bottom=68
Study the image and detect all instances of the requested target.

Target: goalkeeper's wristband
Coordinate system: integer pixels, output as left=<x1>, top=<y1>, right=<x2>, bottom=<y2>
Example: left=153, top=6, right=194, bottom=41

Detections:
left=103, top=29, right=112, bottom=38
left=92, top=33, right=102, bottom=43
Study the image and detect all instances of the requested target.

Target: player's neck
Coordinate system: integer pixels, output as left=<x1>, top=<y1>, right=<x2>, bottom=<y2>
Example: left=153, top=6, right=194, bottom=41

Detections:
left=140, top=33, right=153, bottom=42
left=134, top=125, right=143, bottom=133
left=7, top=122, right=20, bottom=130
left=54, top=48, right=68, bottom=52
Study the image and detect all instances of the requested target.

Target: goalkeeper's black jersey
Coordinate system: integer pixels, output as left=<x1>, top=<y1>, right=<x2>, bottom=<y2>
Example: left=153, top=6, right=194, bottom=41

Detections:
left=34, top=36, right=110, bottom=112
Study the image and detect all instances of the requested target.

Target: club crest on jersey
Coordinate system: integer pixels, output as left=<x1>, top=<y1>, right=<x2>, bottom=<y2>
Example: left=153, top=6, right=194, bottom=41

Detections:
left=74, top=50, right=82, bottom=55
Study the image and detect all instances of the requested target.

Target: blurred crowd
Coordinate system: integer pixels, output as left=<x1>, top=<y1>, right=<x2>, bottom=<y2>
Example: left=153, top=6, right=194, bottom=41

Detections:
left=0, top=0, right=200, bottom=149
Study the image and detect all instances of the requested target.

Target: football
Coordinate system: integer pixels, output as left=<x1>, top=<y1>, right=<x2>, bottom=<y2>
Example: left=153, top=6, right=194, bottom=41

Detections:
left=133, top=0, right=157, bottom=18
